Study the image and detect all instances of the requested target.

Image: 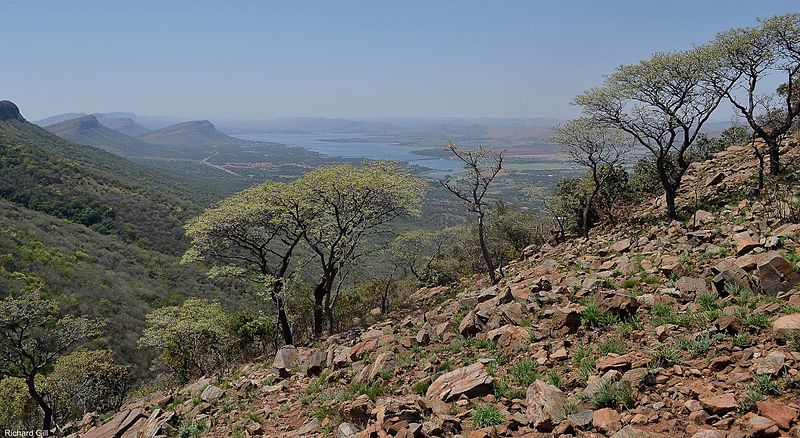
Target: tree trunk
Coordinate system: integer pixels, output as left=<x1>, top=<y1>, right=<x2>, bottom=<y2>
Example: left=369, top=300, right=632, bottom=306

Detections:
left=313, top=269, right=337, bottom=338
left=276, top=302, right=293, bottom=346
left=754, top=146, right=765, bottom=196
left=312, top=282, right=325, bottom=338
left=582, top=188, right=599, bottom=241
left=664, top=185, right=677, bottom=221
left=477, top=214, right=498, bottom=285
left=767, top=139, right=780, bottom=176
left=26, top=375, right=52, bottom=432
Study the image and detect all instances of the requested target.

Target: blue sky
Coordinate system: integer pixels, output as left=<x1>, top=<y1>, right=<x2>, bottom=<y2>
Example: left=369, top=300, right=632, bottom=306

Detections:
left=5, top=1, right=798, bottom=120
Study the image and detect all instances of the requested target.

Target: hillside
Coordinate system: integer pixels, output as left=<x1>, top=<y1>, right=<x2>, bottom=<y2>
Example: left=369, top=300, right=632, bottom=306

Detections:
left=0, top=101, right=198, bottom=254
left=97, top=116, right=151, bottom=137
left=73, top=141, right=800, bottom=436
left=45, top=114, right=165, bottom=158
left=0, top=198, right=237, bottom=378
left=139, top=120, right=236, bottom=145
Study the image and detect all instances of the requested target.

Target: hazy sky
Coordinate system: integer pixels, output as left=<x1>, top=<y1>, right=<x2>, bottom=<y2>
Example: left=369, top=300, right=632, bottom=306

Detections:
left=6, top=1, right=798, bottom=120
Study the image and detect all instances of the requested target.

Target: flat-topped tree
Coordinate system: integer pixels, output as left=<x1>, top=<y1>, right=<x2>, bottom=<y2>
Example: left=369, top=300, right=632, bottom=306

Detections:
left=551, top=118, right=631, bottom=240
left=709, top=13, right=800, bottom=175
left=441, top=141, right=503, bottom=284
left=294, top=163, right=425, bottom=337
left=575, top=48, right=728, bottom=220
left=182, top=182, right=302, bottom=345
left=0, top=292, right=101, bottom=432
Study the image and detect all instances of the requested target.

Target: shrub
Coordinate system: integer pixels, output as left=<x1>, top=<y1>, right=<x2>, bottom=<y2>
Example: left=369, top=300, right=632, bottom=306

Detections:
left=43, top=349, right=130, bottom=425
left=138, top=298, right=239, bottom=379
left=470, top=403, right=505, bottom=428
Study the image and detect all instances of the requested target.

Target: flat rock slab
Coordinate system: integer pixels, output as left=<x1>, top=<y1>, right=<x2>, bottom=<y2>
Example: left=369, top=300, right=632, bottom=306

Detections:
left=426, top=362, right=492, bottom=401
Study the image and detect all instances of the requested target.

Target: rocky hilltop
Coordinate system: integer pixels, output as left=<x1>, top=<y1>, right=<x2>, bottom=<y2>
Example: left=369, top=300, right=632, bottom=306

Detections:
left=73, top=142, right=800, bottom=437
left=0, top=100, right=26, bottom=121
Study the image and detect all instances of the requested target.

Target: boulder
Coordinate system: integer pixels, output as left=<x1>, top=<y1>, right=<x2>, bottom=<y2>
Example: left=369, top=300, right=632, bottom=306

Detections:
left=337, top=422, right=359, bottom=438
left=593, top=408, right=622, bottom=434
left=753, top=351, right=786, bottom=376
left=755, top=252, right=800, bottom=295
left=611, top=238, right=632, bottom=253
left=307, top=349, right=326, bottom=376
left=773, top=313, right=800, bottom=336
left=200, top=385, right=224, bottom=402
left=426, top=362, right=493, bottom=401
left=734, top=231, right=761, bottom=256
left=699, top=393, right=737, bottom=414
left=756, top=400, right=798, bottom=430
left=526, top=380, right=566, bottom=431
left=458, top=311, right=483, bottom=337
left=273, top=345, right=298, bottom=377
left=339, top=394, right=373, bottom=423
left=416, top=322, right=435, bottom=345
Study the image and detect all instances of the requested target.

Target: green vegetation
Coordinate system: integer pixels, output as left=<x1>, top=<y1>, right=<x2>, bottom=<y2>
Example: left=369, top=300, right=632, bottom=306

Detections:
left=470, top=403, right=505, bottom=428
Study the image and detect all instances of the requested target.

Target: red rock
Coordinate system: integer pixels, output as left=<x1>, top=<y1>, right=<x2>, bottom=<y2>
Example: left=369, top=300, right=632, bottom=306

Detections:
left=426, top=362, right=492, bottom=401
left=611, top=238, right=632, bottom=253
left=526, top=380, right=566, bottom=431
left=593, top=407, right=622, bottom=433
left=698, top=393, right=737, bottom=414
left=756, top=400, right=798, bottom=430
left=773, top=313, right=800, bottom=335
left=734, top=231, right=761, bottom=256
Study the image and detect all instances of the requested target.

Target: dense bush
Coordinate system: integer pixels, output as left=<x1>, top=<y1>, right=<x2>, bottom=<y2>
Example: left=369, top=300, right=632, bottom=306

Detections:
left=43, top=349, right=130, bottom=426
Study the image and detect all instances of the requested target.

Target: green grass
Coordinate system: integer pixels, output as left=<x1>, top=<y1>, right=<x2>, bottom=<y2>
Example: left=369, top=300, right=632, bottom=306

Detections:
left=696, top=291, right=720, bottom=311
left=651, top=303, right=678, bottom=326
left=507, top=359, right=539, bottom=387
left=412, top=380, right=430, bottom=395
left=572, top=346, right=597, bottom=382
left=470, top=403, right=505, bottom=428
left=581, top=299, right=620, bottom=328
left=598, top=336, right=627, bottom=355
left=648, top=343, right=682, bottom=367
left=590, top=380, right=634, bottom=409
left=732, top=332, right=751, bottom=348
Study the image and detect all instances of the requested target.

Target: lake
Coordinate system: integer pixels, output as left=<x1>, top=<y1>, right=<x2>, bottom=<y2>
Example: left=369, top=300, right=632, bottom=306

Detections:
left=233, top=132, right=465, bottom=176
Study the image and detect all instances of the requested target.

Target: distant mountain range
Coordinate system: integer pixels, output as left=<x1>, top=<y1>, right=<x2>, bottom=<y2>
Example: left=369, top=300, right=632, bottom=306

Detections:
left=35, top=111, right=735, bottom=146
left=138, top=120, right=235, bottom=145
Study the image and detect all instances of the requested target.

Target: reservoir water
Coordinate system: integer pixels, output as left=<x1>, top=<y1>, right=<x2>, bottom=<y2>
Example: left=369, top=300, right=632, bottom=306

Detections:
left=233, top=132, right=464, bottom=176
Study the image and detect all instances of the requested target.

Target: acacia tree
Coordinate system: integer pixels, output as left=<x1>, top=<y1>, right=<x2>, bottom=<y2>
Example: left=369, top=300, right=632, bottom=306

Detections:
left=0, top=292, right=101, bottom=432
left=183, top=183, right=302, bottom=345
left=710, top=13, right=800, bottom=175
left=441, top=141, right=503, bottom=284
left=574, top=48, right=728, bottom=220
left=551, top=118, right=631, bottom=239
left=294, top=163, right=425, bottom=337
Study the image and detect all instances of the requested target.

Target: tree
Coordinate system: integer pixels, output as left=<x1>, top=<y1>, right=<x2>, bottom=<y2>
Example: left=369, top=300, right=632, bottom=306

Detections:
left=551, top=118, right=631, bottom=239
left=709, top=13, right=800, bottom=175
left=43, top=349, right=129, bottom=426
left=389, top=230, right=449, bottom=283
left=0, top=291, right=101, bottom=432
left=441, top=141, right=504, bottom=284
left=293, top=163, right=425, bottom=336
left=183, top=183, right=302, bottom=345
left=138, top=298, right=237, bottom=379
left=575, top=48, right=728, bottom=220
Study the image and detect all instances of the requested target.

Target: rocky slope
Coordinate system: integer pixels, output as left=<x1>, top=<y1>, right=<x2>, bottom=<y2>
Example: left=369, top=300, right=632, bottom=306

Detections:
left=73, top=142, right=800, bottom=437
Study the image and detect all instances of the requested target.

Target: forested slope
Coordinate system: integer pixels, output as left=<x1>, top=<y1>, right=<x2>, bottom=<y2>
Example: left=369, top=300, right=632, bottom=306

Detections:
left=0, top=112, right=199, bottom=254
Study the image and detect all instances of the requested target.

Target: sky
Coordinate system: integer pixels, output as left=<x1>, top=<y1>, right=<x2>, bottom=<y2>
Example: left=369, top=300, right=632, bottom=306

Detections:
left=5, top=1, right=799, bottom=121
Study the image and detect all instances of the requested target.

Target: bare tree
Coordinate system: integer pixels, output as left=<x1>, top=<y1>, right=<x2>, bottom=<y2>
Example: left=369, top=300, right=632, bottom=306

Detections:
left=710, top=13, right=800, bottom=175
left=441, top=141, right=504, bottom=285
left=551, top=118, right=631, bottom=239
left=575, top=48, right=729, bottom=220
